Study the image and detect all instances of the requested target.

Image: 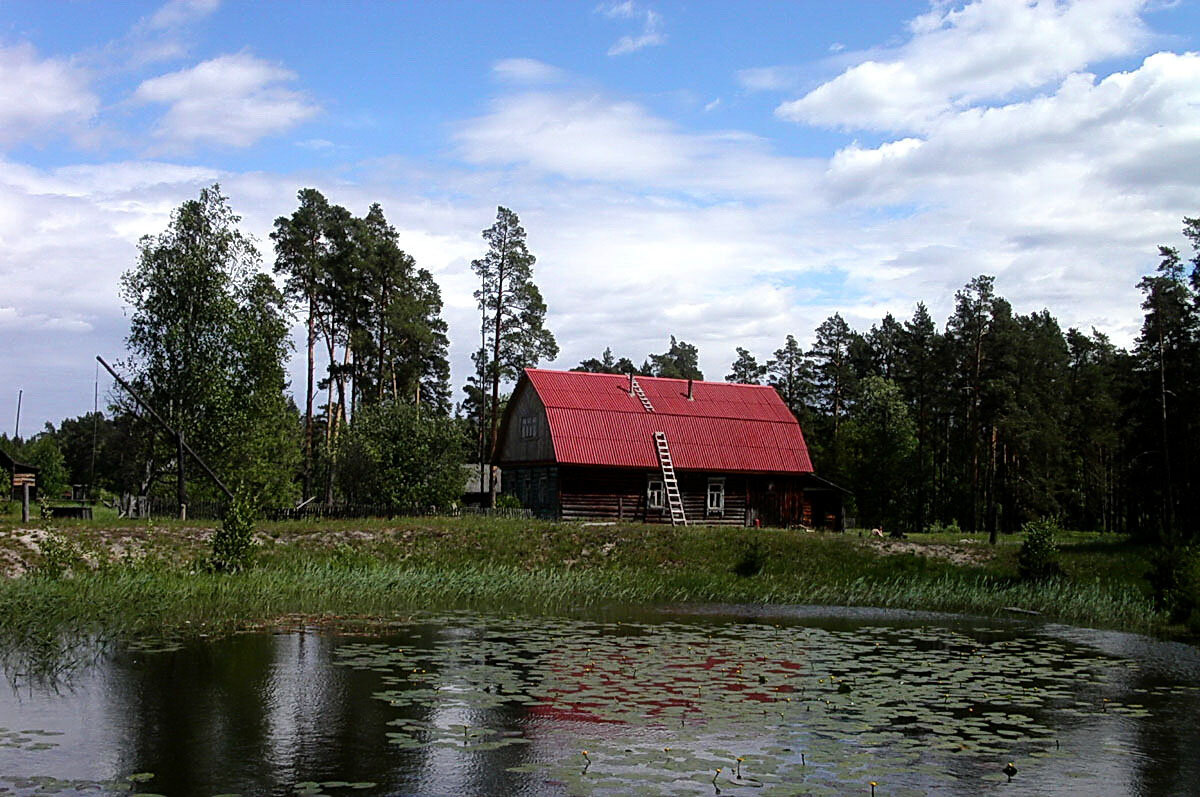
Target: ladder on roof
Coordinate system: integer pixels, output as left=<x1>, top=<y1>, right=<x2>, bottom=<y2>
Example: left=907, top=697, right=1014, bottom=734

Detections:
left=654, top=431, right=687, bottom=526
left=631, top=377, right=655, bottom=413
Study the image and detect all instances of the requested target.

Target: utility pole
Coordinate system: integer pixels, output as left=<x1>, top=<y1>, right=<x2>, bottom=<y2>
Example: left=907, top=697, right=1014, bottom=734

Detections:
left=13, top=389, right=21, bottom=441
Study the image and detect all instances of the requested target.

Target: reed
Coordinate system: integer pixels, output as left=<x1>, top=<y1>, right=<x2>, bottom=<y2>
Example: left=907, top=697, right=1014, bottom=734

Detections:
left=0, top=516, right=1169, bottom=640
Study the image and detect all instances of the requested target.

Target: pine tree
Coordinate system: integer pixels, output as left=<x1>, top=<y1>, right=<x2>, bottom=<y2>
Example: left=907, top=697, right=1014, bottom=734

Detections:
left=767, top=334, right=814, bottom=422
left=726, top=347, right=767, bottom=384
left=808, top=313, right=859, bottom=477
left=897, top=303, right=944, bottom=532
left=472, top=207, right=558, bottom=504
left=648, top=336, right=703, bottom=380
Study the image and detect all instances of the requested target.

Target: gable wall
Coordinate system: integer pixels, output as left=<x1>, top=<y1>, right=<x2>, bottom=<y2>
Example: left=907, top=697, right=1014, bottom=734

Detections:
left=497, top=382, right=555, bottom=464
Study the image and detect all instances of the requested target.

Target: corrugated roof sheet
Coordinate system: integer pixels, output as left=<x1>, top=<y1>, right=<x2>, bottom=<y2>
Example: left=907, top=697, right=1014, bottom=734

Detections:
left=519, top=369, right=813, bottom=474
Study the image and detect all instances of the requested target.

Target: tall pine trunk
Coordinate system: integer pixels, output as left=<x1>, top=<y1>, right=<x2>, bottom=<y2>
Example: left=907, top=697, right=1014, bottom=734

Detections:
left=304, top=300, right=315, bottom=499
left=488, top=269, right=505, bottom=508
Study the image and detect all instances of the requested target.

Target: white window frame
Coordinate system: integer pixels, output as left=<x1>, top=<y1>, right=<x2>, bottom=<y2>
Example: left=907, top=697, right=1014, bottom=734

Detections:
left=707, top=478, right=725, bottom=516
left=647, top=479, right=665, bottom=510
left=520, top=414, right=537, bottom=439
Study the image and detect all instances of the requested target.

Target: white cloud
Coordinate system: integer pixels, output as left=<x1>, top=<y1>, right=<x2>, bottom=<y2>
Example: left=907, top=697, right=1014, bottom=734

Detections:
left=455, top=91, right=819, bottom=199
left=492, top=58, right=567, bottom=84
left=145, top=0, right=220, bottom=31
left=736, top=66, right=805, bottom=92
left=134, top=53, right=319, bottom=148
left=0, top=43, right=98, bottom=147
left=778, top=0, right=1151, bottom=132
left=598, top=1, right=666, bottom=55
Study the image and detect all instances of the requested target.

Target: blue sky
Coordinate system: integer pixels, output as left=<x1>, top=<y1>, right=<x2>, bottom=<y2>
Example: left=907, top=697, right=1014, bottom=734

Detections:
left=2, top=0, right=1200, bottom=435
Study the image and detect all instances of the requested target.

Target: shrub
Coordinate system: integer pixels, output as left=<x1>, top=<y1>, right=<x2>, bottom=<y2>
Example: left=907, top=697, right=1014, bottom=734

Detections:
left=337, top=401, right=466, bottom=508
left=496, top=493, right=523, bottom=510
left=32, top=532, right=86, bottom=579
left=732, top=537, right=767, bottom=578
left=208, top=491, right=258, bottom=573
left=1148, top=545, right=1200, bottom=630
left=1018, top=519, right=1064, bottom=581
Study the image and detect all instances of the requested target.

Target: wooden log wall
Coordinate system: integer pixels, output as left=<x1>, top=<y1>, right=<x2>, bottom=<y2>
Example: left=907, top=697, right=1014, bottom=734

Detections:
left=557, top=467, right=752, bottom=526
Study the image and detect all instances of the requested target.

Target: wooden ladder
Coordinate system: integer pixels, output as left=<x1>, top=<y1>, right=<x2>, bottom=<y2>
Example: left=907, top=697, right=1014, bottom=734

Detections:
left=631, top=377, right=655, bottom=413
left=654, top=431, right=687, bottom=526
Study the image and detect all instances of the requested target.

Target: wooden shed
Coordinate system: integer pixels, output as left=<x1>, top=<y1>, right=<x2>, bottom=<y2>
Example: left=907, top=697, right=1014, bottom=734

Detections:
left=0, top=447, right=39, bottom=502
left=494, top=369, right=845, bottom=528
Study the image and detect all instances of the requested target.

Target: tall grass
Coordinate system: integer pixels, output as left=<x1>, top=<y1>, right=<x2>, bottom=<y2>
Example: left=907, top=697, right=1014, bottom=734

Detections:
left=0, top=516, right=1169, bottom=643
left=0, top=559, right=1162, bottom=644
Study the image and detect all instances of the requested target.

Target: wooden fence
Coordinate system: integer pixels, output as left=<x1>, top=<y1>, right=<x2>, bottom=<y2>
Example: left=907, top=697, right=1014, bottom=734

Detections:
left=120, top=494, right=531, bottom=522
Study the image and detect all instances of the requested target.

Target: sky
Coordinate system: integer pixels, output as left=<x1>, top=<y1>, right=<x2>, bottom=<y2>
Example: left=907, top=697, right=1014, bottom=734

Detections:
left=2, top=0, right=1199, bottom=436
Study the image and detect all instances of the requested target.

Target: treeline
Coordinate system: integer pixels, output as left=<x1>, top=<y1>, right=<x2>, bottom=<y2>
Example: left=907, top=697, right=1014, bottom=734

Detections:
left=3, top=187, right=560, bottom=513
left=576, top=217, right=1200, bottom=546
left=5, top=183, right=1197, bottom=554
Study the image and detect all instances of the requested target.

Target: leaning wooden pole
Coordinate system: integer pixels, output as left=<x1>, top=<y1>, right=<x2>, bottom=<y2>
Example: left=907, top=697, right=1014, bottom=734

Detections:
left=96, top=356, right=233, bottom=501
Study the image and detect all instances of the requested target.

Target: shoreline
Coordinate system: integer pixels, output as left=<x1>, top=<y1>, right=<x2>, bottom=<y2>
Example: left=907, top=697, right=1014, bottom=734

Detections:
left=0, top=515, right=1183, bottom=643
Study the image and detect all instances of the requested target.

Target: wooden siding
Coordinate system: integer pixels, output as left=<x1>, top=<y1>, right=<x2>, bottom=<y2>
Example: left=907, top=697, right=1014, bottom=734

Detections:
left=555, top=466, right=750, bottom=526
left=498, top=381, right=555, bottom=464
left=503, top=465, right=560, bottom=519
left=501, top=463, right=844, bottom=530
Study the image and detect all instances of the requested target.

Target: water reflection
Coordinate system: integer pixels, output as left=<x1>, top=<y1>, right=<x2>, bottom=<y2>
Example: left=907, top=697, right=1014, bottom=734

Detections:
left=0, top=609, right=1197, bottom=796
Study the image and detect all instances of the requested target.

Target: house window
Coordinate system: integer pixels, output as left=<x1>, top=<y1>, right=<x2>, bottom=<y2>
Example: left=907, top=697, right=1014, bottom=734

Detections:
left=707, top=478, right=725, bottom=515
left=520, top=414, right=537, bottom=439
left=647, top=479, right=665, bottom=510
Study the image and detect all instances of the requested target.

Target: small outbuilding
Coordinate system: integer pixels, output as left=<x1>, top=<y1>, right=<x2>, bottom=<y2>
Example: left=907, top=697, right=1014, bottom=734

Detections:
left=0, top=447, right=39, bottom=502
left=494, top=368, right=845, bottom=528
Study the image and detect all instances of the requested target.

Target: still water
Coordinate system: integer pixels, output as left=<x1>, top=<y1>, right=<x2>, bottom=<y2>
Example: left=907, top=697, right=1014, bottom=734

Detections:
left=1, top=607, right=1198, bottom=796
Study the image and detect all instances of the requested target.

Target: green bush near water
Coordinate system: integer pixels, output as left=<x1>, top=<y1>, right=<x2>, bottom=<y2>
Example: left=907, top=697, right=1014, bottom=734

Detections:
left=1018, top=519, right=1065, bottom=581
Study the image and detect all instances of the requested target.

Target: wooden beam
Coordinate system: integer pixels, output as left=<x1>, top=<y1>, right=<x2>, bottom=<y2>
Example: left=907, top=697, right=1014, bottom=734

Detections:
left=96, top=355, right=233, bottom=500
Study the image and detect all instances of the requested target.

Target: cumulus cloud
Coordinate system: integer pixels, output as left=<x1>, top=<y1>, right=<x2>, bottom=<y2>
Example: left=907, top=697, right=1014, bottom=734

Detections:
left=598, top=1, right=666, bottom=55
left=134, top=53, right=319, bottom=148
left=778, top=0, right=1151, bottom=132
left=0, top=43, right=98, bottom=147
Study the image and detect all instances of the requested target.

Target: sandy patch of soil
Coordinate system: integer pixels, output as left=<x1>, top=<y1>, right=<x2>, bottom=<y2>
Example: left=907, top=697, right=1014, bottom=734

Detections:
left=870, top=538, right=993, bottom=566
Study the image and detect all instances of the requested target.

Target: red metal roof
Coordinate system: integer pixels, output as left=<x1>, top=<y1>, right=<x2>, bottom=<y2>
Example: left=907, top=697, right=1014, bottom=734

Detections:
left=514, top=369, right=813, bottom=474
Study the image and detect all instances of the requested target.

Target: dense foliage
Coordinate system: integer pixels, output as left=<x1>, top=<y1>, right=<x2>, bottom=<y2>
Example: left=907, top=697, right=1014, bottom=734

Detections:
left=273, top=189, right=451, bottom=503
left=337, top=401, right=466, bottom=508
left=119, top=185, right=299, bottom=507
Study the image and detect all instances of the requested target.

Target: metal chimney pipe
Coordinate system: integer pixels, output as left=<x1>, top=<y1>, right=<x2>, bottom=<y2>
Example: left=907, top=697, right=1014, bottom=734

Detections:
left=628, top=372, right=635, bottom=396
left=687, top=379, right=694, bottom=400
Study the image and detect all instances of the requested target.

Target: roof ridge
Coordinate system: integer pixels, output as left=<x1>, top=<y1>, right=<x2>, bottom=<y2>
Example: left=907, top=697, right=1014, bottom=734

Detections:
left=526, top=367, right=774, bottom=389
left=541, top=405, right=800, bottom=424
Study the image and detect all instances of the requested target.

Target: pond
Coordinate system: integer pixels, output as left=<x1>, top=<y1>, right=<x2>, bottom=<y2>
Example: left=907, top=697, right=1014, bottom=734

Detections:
left=1, top=607, right=1198, bottom=796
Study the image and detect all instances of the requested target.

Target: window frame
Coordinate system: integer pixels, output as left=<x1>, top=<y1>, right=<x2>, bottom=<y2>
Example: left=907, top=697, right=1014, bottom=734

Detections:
left=519, top=414, right=538, bottom=440
left=646, top=478, right=665, bottom=510
left=707, top=477, right=725, bottom=516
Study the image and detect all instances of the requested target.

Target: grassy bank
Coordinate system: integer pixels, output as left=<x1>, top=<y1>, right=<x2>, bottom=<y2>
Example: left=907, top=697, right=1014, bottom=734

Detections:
left=0, top=514, right=1172, bottom=641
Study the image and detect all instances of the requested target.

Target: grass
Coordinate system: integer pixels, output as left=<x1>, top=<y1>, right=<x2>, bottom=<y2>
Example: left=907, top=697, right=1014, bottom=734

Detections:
left=0, top=514, right=1177, bottom=644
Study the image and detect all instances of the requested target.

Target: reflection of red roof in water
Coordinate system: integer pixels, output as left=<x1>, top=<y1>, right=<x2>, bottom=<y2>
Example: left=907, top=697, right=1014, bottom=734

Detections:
left=527, top=645, right=803, bottom=728
left=517, top=369, right=814, bottom=473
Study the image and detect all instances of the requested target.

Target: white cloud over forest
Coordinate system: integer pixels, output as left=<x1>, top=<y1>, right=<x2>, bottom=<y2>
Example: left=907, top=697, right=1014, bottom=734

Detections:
left=134, top=53, right=319, bottom=148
